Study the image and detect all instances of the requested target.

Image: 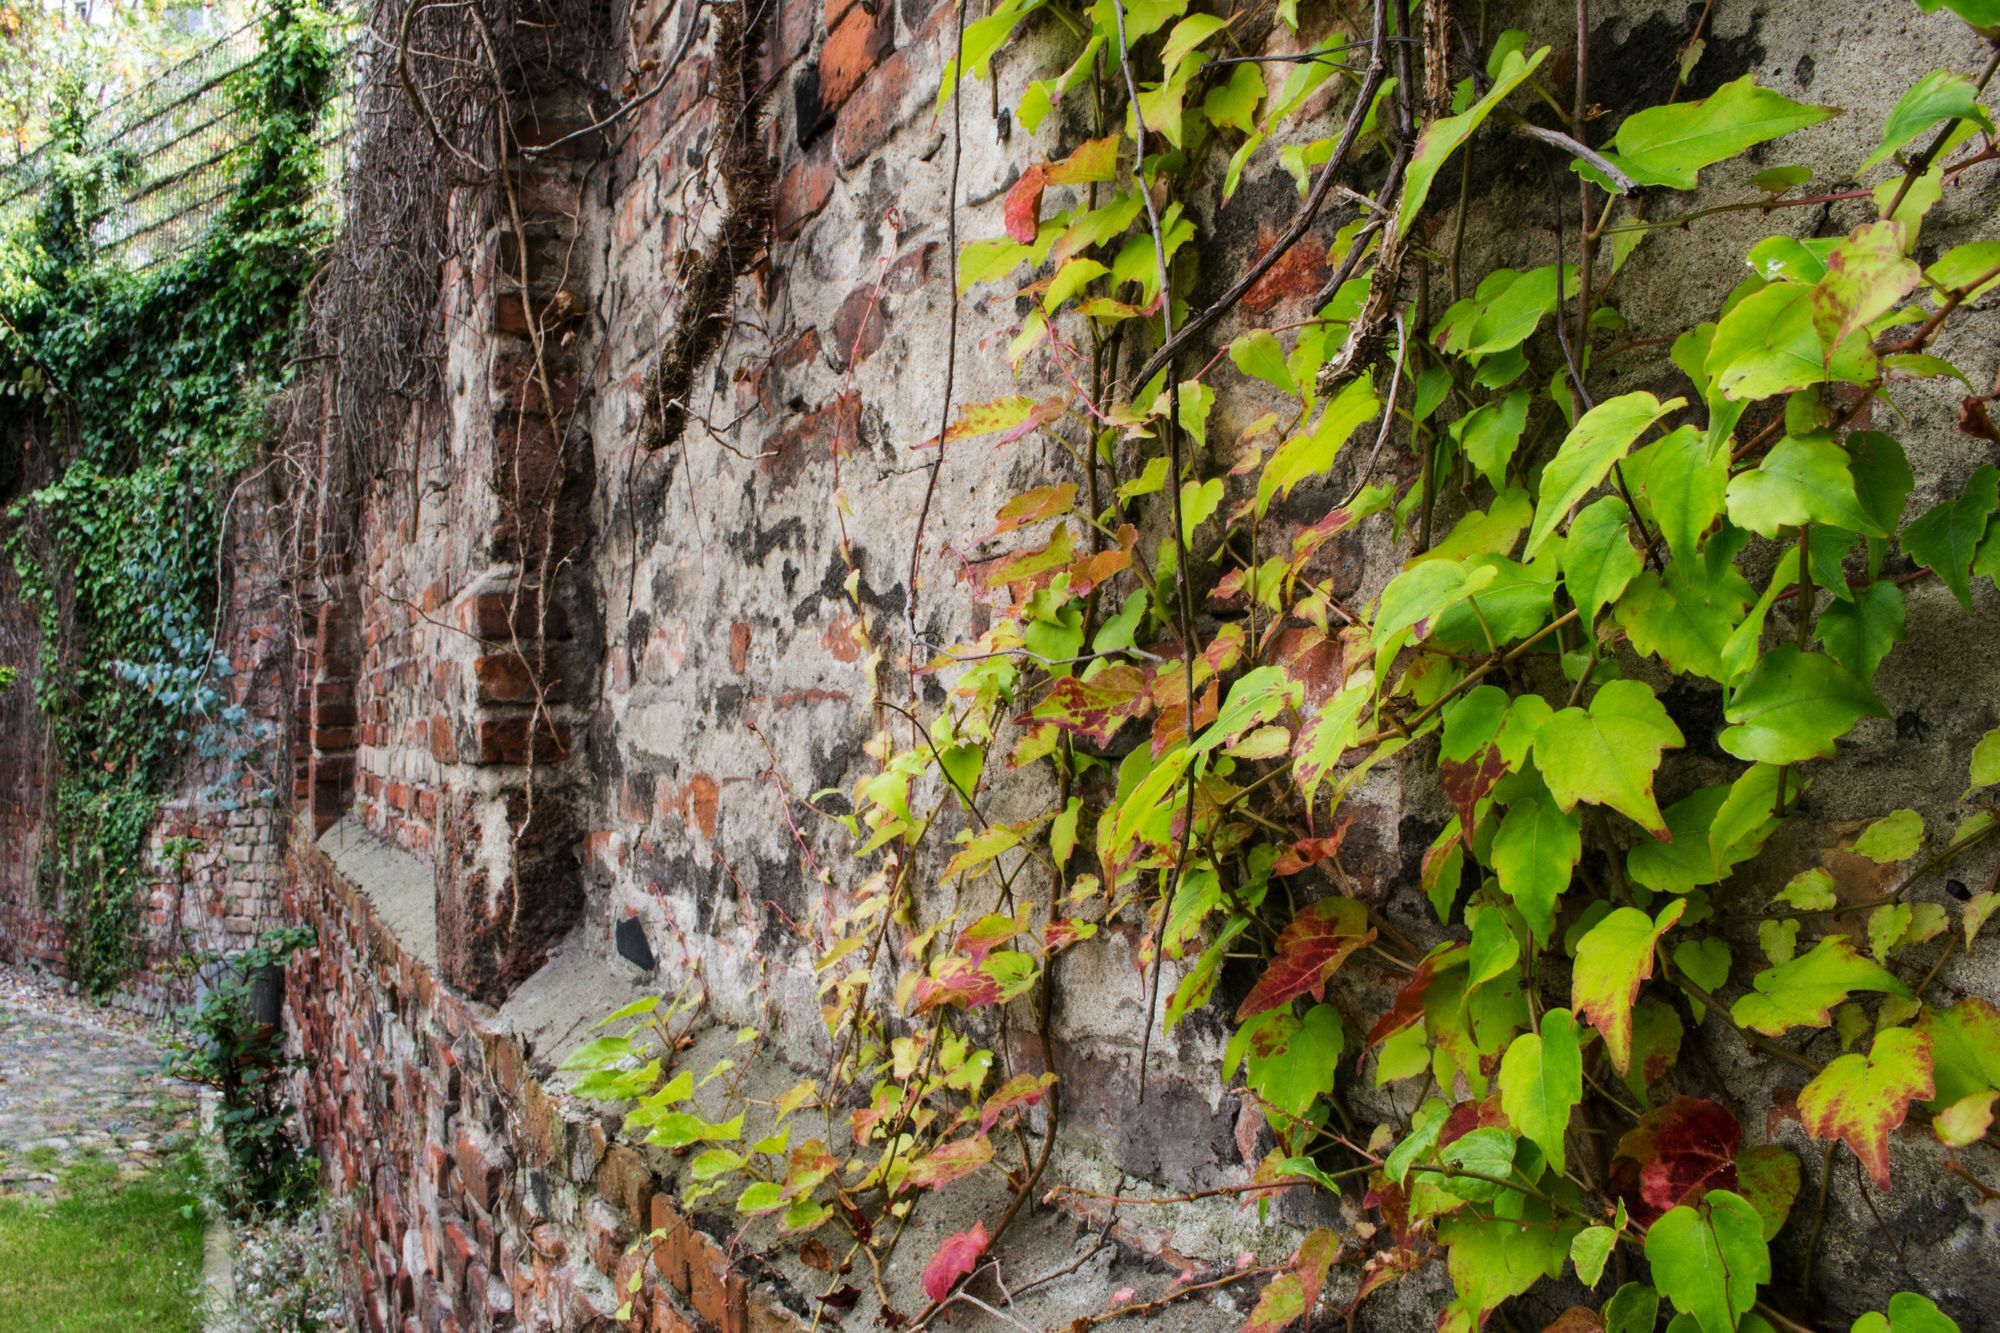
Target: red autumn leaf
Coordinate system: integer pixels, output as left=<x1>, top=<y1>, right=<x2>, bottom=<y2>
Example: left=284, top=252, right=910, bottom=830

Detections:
left=1236, top=896, right=1375, bottom=1019
left=1439, top=744, right=1507, bottom=846
left=1365, top=945, right=1462, bottom=1046
left=1027, top=665, right=1150, bottom=745
left=1798, top=1026, right=1935, bottom=1190
left=1609, top=1095, right=1742, bottom=1222
left=1438, top=1096, right=1506, bottom=1149
left=904, top=1135, right=994, bottom=1191
left=1002, top=164, right=1049, bottom=243
left=1272, top=825, right=1349, bottom=877
left=921, top=1221, right=989, bottom=1302
left=1295, top=1226, right=1339, bottom=1313
left=979, top=1072, right=1057, bottom=1132
left=911, top=956, right=1005, bottom=1014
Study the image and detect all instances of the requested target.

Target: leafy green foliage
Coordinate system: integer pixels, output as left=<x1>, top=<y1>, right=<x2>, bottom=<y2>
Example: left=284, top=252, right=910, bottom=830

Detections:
left=1, top=0, right=337, bottom=994
left=579, top=4, right=2000, bottom=1324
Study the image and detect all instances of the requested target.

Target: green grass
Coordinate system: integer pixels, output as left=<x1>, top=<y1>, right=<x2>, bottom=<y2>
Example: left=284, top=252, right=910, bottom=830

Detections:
left=0, top=1152, right=206, bottom=1332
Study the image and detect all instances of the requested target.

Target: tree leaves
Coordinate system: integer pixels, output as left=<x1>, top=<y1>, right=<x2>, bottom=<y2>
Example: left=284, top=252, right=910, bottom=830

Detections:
left=1499, top=1007, right=1582, bottom=1172
left=1798, top=1026, right=1935, bottom=1189
left=1526, top=393, right=1686, bottom=559
left=1643, top=1191, right=1770, bottom=1333
left=1731, top=937, right=1912, bottom=1036
left=1589, top=75, right=1836, bottom=191
left=1534, top=680, right=1684, bottom=835
left=1573, top=900, right=1686, bottom=1074
left=1236, top=896, right=1374, bottom=1019
left=1719, top=646, right=1888, bottom=764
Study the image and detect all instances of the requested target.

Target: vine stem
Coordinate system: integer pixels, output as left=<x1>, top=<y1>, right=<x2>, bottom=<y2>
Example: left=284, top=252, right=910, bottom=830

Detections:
left=905, top=0, right=968, bottom=668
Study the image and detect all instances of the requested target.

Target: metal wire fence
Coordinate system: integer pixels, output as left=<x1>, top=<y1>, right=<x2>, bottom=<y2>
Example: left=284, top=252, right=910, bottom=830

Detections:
left=0, top=18, right=353, bottom=271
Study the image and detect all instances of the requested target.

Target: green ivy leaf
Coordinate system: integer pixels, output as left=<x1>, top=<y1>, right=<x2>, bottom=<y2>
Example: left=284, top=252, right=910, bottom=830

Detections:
left=1707, top=282, right=1877, bottom=402
left=1573, top=900, right=1685, bottom=1075
left=1439, top=1210, right=1569, bottom=1327
left=1257, top=374, right=1380, bottom=514
left=1561, top=496, right=1644, bottom=625
left=1815, top=579, right=1907, bottom=684
left=1851, top=1293, right=1964, bottom=1333
left=1633, top=425, right=1726, bottom=562
left=1456, top=389, right=1532, bottom=492
left=1853, top=809, right=1924, bottom=862
left=1731, top=937, right=1912, bottom=1036
left=1526, top=392, right=1687, bottom=559
left=1863, top=70, right=1999, bottom=172
left=1534, top=680, right=1684, bottom=835
left=1592, top=75, right=1837, bottom=191
left=1719, top=646, right=1888, bottom=764
left=1571, top=1225, right=1618, bottom=1287
left=1605, top=1284, right=1662, bottom=1333
left=1902, top=464, right=1999, bottom=610
left=1725, top=433, right=1888, bottom=538
left=1644, top=1191, right=1771, bottom=1333
left=1499, top=1007, right=1583, bottom=1173
left=1397, top=46, right=1551, bottom=232
left=1491, top=773, right=1582, bottom=943
left=1373, top=558, right=1499, bottom=649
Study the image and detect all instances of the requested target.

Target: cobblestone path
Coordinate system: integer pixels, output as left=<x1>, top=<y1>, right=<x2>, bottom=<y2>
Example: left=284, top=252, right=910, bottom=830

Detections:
left=0, top=970, right=198, bottom=1194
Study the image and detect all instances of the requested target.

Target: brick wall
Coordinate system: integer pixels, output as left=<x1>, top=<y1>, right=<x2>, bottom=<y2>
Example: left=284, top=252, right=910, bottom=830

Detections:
left=0, top=488, right=293, bottom=1015
left=287, top=822, right=805, bottom=1333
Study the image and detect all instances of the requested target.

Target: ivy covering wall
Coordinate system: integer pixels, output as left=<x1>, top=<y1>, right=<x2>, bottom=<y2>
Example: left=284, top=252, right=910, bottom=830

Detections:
left=0, top=0, right=339, bottom=994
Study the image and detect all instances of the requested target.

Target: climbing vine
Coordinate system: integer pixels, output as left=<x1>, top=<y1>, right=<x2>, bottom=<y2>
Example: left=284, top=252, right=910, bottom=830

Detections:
left=573, top=0, right=2000, bottom=1328
left=0, top=0, right=339, bottom=995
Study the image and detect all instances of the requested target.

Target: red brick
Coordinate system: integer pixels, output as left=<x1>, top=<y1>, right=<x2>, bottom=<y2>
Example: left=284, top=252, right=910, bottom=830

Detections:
left=818, top=6, right=893, bottom=111
left=585, top=1197, right=631, bottom=1277
left=831, top=42, right=918, bottom=169
left=830, top=283, right=886, bottom=368
left=728, top=621, right=751, bottom=674
left=774, top=147, right=834, bottom=239
left=452, top=1124, right=511, bottom=1213
left=473, top=651, right=555, bottom=705
left=472, top=714, right=572, bottom=766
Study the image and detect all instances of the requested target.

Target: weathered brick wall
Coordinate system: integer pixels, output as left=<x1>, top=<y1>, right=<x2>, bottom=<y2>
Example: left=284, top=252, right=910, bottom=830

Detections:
left=286, top=822, right=807, bottom=1332
left=0, top=489, right=294, bottom=1015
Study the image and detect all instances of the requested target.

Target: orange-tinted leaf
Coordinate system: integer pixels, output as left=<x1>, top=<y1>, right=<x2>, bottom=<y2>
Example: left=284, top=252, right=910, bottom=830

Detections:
left=1237, top=896, right=1375, bottom=1019
left=979, top=1072, right=1057, bottom=1132
left=1027, top=664, right=1151, bottom=744
left=992, top=482, right=1077, bottom=536
left=911, top=956, right=1005, bottom=1013
left=921, top=1221, right=989, bottom=1301
left=1272, top=825, right=1349, bottom=877
left=1047, top=134, right=1122, bottom=185
left=1798, top=1026, right=1934, bottom=1189
left=1572, top=901, right=1685, bottom=1075
left=905, top=1135, right=995, bottom=1190
left=1004, top=164, right=1049, bottom=242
